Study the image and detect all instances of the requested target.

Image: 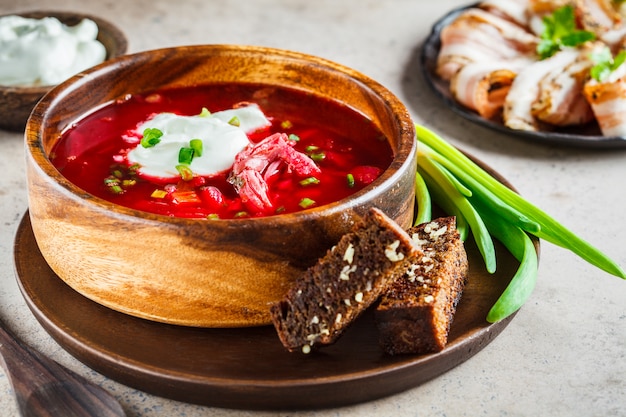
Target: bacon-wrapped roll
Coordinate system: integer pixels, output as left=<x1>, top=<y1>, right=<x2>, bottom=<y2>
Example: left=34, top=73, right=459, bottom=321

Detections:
left=450, top=58, right=532, bottom=119
left=531, top=43, right=602, bottom=126
left=503, top=48, right=581, bottom=131
left=437, top=8, right=538, bottom=80
left=479, top=0, right=532, bottom=27
left=583, top=59, right=626, bottom=136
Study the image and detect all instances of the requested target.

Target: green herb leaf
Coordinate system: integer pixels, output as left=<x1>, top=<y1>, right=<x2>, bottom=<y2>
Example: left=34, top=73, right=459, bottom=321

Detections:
left=141, top=128, right=163, bottom=148
left=561, top=31, right=595, bottom=47
left=538, top=5, right=595, bottom=59
left=614, top=50, right=626, bottom=69
left=590, top=47, right=626, bottom=81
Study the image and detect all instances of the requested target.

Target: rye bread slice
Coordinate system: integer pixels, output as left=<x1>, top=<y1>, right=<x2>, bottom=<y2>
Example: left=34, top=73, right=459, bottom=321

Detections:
left=376, top=216, right=468, bottom=355
left=270, top=207, right=421, bottom=353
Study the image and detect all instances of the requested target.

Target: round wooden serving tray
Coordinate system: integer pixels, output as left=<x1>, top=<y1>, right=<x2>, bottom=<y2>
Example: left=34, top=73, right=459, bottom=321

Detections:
left=13, top=203, right=530, bottom=410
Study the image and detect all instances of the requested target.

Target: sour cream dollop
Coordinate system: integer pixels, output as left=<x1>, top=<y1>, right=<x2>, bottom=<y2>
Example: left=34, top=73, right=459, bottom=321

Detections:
left=0, top=15, right=106, bottom=86
left=127, top=104, right=271, bottom=179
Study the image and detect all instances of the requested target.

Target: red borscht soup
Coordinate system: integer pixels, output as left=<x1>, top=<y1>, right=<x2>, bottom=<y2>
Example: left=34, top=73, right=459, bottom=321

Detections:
left=51, top=84, right=393, bottom=219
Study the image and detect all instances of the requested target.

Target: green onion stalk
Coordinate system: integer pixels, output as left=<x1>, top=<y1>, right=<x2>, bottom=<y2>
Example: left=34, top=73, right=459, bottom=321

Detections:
left=413, top=124, right=626, bottom=323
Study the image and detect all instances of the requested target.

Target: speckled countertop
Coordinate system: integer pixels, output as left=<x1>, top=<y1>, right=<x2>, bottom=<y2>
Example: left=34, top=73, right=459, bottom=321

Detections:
left=1, top=1, right=625, bottom=416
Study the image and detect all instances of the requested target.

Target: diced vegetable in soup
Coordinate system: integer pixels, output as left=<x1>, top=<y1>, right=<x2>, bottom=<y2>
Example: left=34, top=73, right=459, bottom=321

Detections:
left=51, top=84, right=393, bottom=219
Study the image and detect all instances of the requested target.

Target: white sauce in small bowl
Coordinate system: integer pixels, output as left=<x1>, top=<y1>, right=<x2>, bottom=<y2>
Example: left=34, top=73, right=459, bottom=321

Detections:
left=0, top=15, right=106, bottom=86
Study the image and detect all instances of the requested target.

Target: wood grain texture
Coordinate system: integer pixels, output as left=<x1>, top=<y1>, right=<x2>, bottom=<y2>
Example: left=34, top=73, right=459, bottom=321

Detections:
left=14, top=204, right=533, bottom=410
left=24, top=45, right=417, bottom=327
left=0, top=11, right=128, bottom=132
left=0, top=320, right=126, bottom=417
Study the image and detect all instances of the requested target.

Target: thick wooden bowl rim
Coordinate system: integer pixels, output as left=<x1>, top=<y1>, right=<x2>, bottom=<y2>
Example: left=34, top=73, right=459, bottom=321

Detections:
left=26, top=44, right=416, bottom=227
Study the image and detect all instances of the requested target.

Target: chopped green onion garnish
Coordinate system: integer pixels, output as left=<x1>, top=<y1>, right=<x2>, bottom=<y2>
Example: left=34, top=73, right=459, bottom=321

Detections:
left=104, top=176, right=124, bottom=194
left=141, top=128, right=163, bottom=148
left=190, top=139, right=203, bottom=157
left=346, top=173, right=355, bottom=188
left=122, top=179, right=136, bottom=187
left=175, top=164, right=194, bottom=181
left=281, top=120, right=293, bottom=129
left=299, top=177, right=320, bottom=186
left=299, top=197, right=316, bottom=209
left=288, top=133, right=300, bottom=142
left=207, top=213, right=220, bottom=220
left=112, top=169, right=124, bottom=179
left=228, top=116, right=240, bottom=127
left=234, top=211, right=249, bottom=218
left=306, top=145, right=319, bottom=152
left=309, top=152, right=326, bottom=162
left=199, top=107, right=211, bottom=117
left=128, top=163, right=140, bottom=174
left=178, top=147, right=195, bottom=165
left=151, top=189, right=168, bottom=199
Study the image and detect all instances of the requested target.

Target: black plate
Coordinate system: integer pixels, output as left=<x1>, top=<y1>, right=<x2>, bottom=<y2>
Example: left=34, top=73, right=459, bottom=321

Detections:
left=420, top=3, right=626, bottom=149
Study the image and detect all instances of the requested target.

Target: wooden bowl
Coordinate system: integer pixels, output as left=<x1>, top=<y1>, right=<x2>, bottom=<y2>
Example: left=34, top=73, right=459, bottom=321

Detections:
left=25, top=45, right=416, bottom=327
left=0, top=11, right=128, bottom=132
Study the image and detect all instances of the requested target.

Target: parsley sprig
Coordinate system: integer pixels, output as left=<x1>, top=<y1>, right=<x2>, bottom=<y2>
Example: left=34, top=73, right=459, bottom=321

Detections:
left=537, top=5, right=596, bottom=60
left=590, top=46, right=626, bottom=82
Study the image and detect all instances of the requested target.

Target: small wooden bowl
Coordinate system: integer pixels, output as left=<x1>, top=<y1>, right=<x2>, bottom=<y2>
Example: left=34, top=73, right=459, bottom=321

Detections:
left=25, top=45, right=416, bottom=327
left=0, top=11, right=128, bottom=132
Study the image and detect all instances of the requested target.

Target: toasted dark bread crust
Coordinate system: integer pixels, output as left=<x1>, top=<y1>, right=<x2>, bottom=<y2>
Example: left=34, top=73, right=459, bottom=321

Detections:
left=376, top=217, right=468, bottom=355
left=270, top=208, right=421, bottom=353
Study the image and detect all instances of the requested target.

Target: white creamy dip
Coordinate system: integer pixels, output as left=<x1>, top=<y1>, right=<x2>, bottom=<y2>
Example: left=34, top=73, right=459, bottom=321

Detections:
left=0, top=15, right=106, bottom=86
left=127, top=104, right=271, bottom=179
